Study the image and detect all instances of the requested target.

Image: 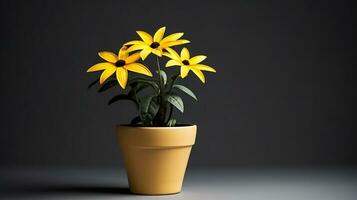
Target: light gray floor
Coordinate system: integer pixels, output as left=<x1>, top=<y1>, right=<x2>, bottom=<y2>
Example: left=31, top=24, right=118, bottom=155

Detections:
left=1, top=167, right=356, bottom=200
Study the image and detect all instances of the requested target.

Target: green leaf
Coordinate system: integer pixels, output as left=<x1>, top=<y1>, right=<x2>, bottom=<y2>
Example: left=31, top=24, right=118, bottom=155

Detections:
left=158, top=70, right=167, bottom=85
left=128, top=82, right=149, bottom=97
left=173, top=84, right=198, bottom=100
left=108, top=94, right=135, bottom=105
left=135, top=83, right=150, bottom=94
left=166, top=95, right=184, bottom=113
left=128, top=77, right=157, bottom=85
left=167, top=118, right=176, bottom=127
left=98, top=79, right=117, bottom=93
left=130, top=116, right=142, bottom=125
left=141, top=112, right=153, bottom=126
left=127, top=83, right=152, bottom=109
left=148, top=97, right=159, bottom=117
left=165, top=73, right=180, bottom=92
left=88, top=78, right=99, bottom=89
left=140, top=95, right=155, bottom=113
left=129, top=78, right=160, bottom=93
left=170, top=73, right=180, bottom=82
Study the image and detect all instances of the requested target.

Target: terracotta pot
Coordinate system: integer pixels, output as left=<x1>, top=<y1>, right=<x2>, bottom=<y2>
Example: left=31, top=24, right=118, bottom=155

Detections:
left=117, top=125, right=197, bottom=195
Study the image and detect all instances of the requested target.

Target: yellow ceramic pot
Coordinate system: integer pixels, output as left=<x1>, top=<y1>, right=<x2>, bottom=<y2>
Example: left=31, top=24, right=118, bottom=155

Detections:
left=117, top=125, right=197, bottom=195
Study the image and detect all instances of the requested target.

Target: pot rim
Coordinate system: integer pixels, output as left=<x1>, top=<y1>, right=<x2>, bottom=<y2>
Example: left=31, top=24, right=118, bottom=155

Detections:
left=117, top=124, right=197, bottom=129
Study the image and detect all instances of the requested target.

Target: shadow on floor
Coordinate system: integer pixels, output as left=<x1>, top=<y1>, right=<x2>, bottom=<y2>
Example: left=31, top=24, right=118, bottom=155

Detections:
left=2, top=184, right=132, bottom=198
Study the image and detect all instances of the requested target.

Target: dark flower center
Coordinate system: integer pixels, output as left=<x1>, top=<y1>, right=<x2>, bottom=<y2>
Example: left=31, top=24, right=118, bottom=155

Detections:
left=115, top=60, right=126, bottom=67
left=182, top=60, right=190, bottom=65
left=150, top=42, right=160, bottom=49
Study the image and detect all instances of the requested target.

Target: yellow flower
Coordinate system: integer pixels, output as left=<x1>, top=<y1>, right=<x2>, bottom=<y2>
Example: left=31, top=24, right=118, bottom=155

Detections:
left=124, top=26, right=190, bottom=60
left=165, top=48, right=216, bottom=83
left=87, top=47, right=152, bottom=89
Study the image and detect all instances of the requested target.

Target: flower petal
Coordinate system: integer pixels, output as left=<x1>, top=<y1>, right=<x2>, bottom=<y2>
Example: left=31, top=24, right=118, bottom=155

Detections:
left=189, top=55, right=207, bottom=65
left=98, top=51, right=118, bottom=63
left=127, top=44, right=147, bottom=52
left=125, top=52, right=141, bottom=64
left=181, top=48, right=190, bottom=60
left=136, top=31, right=153, bottom=44
left=118, top=47, right=128, bottom=60
left=191, top=68, right=205, bottom=83
left=151, top=49, right=162, bottom=57
left=161, top=32, right=184, bottom=44
left=195, top=64, right=216, bottom=72
left=180, top=66, right=190, bottom=78
left=163, top=52, right=173, bottom=59
left=166, top=60, right=182, bottom=67
left=125, top=63, right=153, bottom=77
left=154, top=26, right=166, bottom=42
left=100, top=65, right=117, bottom=84
left=164, top=48, right=180, bottom=61
left=162, top=39, right=190, bottom=48
left=124, top=40, right=145, bottom=46
left=116, top=67, right=128, bottom=89
left=87, top=62, right=114, bottom=72
left=140, top=48, right=152, bottom=60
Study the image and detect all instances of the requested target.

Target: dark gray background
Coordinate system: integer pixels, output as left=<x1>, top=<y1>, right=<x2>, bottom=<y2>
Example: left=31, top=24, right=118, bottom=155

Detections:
left=0, top=0, right=356, bottom=168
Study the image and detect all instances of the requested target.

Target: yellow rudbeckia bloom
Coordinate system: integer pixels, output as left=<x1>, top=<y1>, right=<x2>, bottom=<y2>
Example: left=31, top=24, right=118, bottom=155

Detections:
left=87, top=47, right=153, bottom=89
left=165, top=48, right=216, bottom=83
left=124, top=26, right=190, bottom=60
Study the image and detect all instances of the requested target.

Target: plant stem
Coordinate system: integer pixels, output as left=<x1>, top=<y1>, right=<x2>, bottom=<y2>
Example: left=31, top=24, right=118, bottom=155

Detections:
left=164, top=74, right=179, bottom=124
left=166, top=104, right=173, bottom=124
left=153, top=57, right=166, bottom=126
left=168, top=73, right=180, bottom=93
left=156, top=57, right=163, bottom=91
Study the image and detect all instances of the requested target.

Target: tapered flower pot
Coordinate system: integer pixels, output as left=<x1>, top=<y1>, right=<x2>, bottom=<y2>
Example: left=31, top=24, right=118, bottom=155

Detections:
left=117, top=125, right=197, bottom=195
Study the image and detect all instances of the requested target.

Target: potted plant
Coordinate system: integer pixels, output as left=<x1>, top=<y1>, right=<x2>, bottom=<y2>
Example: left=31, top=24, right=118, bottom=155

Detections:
left=86, top=26, right=216, bottom=195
